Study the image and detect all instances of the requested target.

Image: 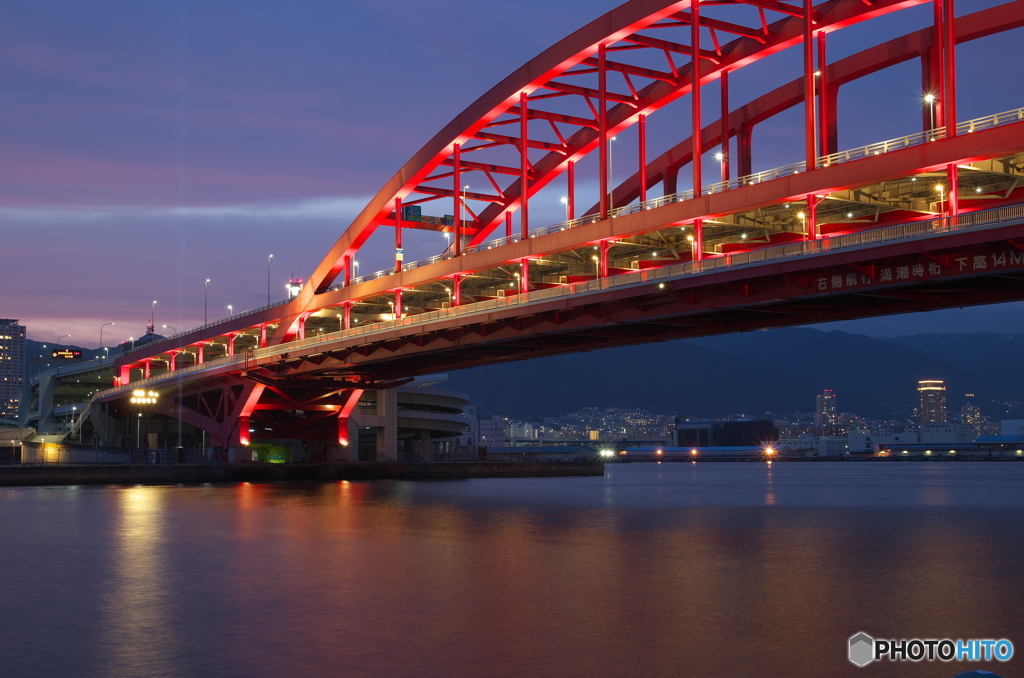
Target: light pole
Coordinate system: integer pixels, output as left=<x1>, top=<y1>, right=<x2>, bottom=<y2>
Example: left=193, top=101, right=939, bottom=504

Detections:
left=99, top=322, right=114, bottom=355
left=592, top=255, right=600, bottom=280
left=267, top=254, right=274, bottom=305
left=58, top=334, right=70, bottom=346
left=924, top=94, right=936, bottom=134
left=560, top=196, right=569, bottom=221
left=353, top=260, right=360, bottom=278
left=204, top=278, right=211, bottom=325
left=151, top=300, right=157, bottom=327
left=227, top=305, right=233, bottom=317
left=935, top=184, right=946, bottom=217
left=715, top=151, right=726, bottom=184
left=162, top=324, right=177, bottom=335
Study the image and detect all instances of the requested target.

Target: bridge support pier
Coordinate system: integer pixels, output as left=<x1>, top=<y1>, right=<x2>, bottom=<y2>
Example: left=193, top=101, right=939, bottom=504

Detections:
left=420, top=429, right=433, bottom=462
left=375, top=388, right=398, bottom=461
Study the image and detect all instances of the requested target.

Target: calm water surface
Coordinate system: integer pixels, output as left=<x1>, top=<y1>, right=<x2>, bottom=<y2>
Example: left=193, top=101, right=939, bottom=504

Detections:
left=1, top=462, right=1021, bottom=678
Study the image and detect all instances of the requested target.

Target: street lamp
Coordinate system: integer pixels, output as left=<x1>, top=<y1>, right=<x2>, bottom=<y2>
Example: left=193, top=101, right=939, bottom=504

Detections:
left=714, top=151, right=726, bottom=183
left=686, top=234, right=695, bottom=260
left=227, top=305, right=233, bottom=317
left=204, top=278, right=211, bottom=325
left=353, top=260, right=360, bottom=278
left=592, top=255, right=600, bottom=280
left=130, top=389, right=159, bottom=456
left=935, top=184, right=946, bottom=216
left=924, top=93, right=936, bottom=134
left=58, top=334, right=70, bottom=346
left=151, top=300, right=157, bottom=327
left=99, top=322, right=114, bottom=355
left=267, top=254, right=274, bottom=305
left=162, top=324, right=177, bottom=335
left=560, top=196, right=569, bottom=221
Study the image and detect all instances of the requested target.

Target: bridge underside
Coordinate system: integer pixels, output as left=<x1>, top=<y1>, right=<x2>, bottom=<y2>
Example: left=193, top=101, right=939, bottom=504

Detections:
left=251, top=218, right=1024, bottom=380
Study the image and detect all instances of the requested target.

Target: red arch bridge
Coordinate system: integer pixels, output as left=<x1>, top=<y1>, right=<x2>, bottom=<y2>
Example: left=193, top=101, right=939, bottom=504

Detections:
left=79, top=0, right=1024, bottom=460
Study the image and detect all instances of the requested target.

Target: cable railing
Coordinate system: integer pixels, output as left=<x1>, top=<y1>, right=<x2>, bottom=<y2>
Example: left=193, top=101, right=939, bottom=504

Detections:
left=99, top=202, right=1024, bottom=399
left=323, top=105, right=1024, bottom=294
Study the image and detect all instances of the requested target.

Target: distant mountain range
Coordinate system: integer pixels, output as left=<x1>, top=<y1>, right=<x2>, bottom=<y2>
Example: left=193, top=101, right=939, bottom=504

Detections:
left=443, top=328, right=1024, bottom=421
left=26, top=329, right=1024, bottom=421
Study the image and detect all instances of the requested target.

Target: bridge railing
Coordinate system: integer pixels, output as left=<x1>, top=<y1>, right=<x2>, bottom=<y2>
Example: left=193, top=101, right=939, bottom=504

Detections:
left=98, top=201, right=1024, bottom=398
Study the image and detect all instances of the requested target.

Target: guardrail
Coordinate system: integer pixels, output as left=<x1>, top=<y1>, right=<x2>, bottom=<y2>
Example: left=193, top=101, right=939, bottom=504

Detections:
left=322, top=105, right=1024, bottom=294
left=98, top=202, right=1024, bottom=399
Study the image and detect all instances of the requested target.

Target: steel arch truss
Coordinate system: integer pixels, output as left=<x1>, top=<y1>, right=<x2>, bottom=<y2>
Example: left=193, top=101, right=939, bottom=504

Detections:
left=310, top=0, right=928, bottom=294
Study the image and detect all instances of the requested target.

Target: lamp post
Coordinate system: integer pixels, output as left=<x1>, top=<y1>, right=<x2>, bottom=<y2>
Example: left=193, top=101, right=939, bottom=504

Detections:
left=935, top=184, right=946, bottom=217
left=58, top=334, right=70, bottom=346
left=592, top=255, right=600, bottom=280
left=560, top=196, right=569, bottom=221
left=714, top=151, right=726, bottom=184
left=162, top=324, right=177, bottom=335
left=130, top=389, right=159, bottom=460
left=99, top=323, right=114, bottom=356
left=227, top=305, right=233, bottom=317
left=204, top=278, right=211, bottom=325
left=151, top=300, right=157, bottom=327
left=353, top=260, right=360, bottom=278
left=925, top=94, right=937, bottom=137
left=267, top=255, right=274, bottom=305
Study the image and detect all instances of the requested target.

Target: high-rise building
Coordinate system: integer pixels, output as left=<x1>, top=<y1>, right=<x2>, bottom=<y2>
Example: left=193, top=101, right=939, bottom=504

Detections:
left=814, top=389, right=838, bottom=435
left=917, top=380, right=947, bottom=424
left=0, top=319, right=27, bottom=421
left=960, top=398, right=982, bottom=438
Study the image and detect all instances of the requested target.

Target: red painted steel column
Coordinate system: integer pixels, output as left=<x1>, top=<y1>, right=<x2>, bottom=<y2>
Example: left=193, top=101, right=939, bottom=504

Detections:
left=344, top=254, right=352, bottom=287
left=638, top=115, right=648, bottom=202
left=691, top=2, right=702, bottom=195
left=520, top=259, right=529, bottom=293
left=228, top=334, right=235, bottom=357
left=691, top=2, right=704, bottom=261
left=600, top=241, right=612, bottom=278
left=168, top=351, right=176, bottom=372
left=394, top=290, right=402, bottom=319
left=337, top=389, right=363, bottom=447
left=817, top=32, right=830, bottom=159
left=144, top=359, right=151, bottom=379
left=505, top=211, right=513, bottom=239
left=803, top=0, right=816, bottom=168
left=343, top=303, right=351, bottom=330
left=453, top=274, right=463, bottom=306
left=259, top=324, right=267, bottom=349
left=297, top=316, right=306, bottom=340
left=599, top=44, right=609, bottom=219
left=719, top=70, right=729, bottom=182
left=944, top=0, right=956, bottom=135
left=197, top=343, right=204, bottom=365
left=395, top=197, right=403, bottom=272
left=806, top=196, right=818, bottom=240
left=933, top=0, right=946, bottom=130
left=567, top=160, right=576, bottom=220
left=453, top=143, right=462, bottom=255
left=738, top=124, right=752, bottom=178
left=520, top=91, right=529, bottom=239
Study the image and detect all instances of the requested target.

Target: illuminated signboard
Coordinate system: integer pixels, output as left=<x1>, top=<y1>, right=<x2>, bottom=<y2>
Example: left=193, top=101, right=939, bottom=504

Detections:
left=51, top=349, right=83, bottom=360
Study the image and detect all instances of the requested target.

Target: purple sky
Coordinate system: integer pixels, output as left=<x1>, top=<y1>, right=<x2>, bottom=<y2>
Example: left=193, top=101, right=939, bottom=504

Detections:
left=2, top=0, right=1023, bottom=345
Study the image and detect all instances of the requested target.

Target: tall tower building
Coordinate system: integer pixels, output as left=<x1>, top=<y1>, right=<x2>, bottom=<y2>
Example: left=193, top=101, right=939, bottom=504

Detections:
left=0, top=319, right=27, bottom=421
left=814, top=389, right=838, bottom=435
left=917, top=380, right=947, bottom=425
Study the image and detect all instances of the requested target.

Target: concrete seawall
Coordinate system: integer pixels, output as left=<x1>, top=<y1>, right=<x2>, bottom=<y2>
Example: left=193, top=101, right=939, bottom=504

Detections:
left=0, top=461, right=604, bottom=487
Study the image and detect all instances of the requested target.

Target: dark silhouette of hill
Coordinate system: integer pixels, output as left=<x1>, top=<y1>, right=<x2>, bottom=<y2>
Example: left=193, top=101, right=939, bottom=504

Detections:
left=445, top=328, right=1007, bottom=419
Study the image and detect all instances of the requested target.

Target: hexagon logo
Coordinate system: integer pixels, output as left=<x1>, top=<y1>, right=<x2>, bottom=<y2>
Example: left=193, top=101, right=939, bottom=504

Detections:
left=849, top=632, right=874, bottom=667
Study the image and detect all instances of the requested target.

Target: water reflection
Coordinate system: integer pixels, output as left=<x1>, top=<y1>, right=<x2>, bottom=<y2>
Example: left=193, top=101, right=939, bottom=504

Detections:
left=0, top=464, right=1021, bottom=678
left=98, top=487, right=181, bottom=678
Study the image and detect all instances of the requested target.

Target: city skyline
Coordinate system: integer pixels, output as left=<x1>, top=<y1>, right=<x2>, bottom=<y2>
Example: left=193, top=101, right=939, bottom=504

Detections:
left=3, top=0, right=1024, bottom=343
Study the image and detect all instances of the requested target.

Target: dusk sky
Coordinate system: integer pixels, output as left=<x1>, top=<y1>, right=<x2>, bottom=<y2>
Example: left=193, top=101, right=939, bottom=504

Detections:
left=3, top=0, right=1023, bottom=345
